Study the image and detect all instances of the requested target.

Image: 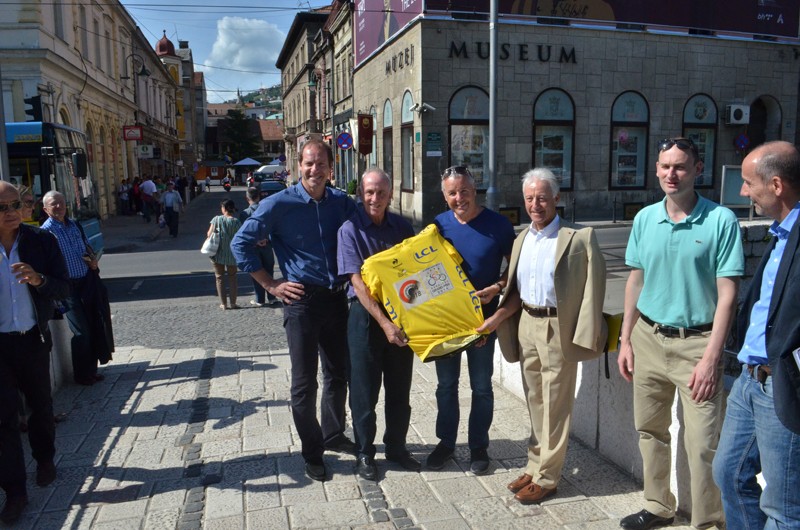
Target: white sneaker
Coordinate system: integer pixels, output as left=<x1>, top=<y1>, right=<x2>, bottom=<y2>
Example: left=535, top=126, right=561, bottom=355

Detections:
left=250, top=300, right=266, bottom=307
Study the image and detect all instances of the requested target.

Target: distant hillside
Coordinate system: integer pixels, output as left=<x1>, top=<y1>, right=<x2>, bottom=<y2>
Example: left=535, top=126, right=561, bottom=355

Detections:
left=225, top=85, right=281, bottom=106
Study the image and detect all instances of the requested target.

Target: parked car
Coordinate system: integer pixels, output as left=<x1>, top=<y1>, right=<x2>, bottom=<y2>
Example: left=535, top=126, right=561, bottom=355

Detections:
left=258, top=179, right=287, bottom=200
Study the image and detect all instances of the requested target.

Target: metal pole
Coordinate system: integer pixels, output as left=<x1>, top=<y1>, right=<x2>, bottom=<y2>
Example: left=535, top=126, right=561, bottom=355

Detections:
left=485, top=0, right=498, bottom=210
left=0, top=64, right=11, bottom=182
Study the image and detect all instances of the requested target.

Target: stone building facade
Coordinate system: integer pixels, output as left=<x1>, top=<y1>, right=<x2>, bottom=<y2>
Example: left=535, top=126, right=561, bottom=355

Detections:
left=352, top=17, right=800, bottom=225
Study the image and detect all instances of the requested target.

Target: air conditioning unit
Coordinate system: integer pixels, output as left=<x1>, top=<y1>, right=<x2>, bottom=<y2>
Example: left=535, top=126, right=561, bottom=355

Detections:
left=725, top=104, right=750, bottom=125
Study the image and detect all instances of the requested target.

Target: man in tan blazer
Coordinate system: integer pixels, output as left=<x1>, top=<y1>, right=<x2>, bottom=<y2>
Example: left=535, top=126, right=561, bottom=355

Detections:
left=479, top=168, right=607, bottom=504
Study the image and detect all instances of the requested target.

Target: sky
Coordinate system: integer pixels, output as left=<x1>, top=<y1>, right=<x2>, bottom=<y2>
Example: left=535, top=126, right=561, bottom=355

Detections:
left=121, top=1, right=328, bottom=104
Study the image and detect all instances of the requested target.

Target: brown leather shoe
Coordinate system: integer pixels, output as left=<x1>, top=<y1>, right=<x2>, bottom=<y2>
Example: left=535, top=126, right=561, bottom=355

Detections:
left=514, top=483, right=557, bottom=504
left=507, top=473, right=533, bottom=493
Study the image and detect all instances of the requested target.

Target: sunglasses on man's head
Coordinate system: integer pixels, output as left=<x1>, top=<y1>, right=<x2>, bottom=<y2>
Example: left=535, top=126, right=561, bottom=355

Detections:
left=658, top=138, right=700, bottom=159
left=0, top=200, right=23, bottom=213
left=442, top=166, right=472, bottom=179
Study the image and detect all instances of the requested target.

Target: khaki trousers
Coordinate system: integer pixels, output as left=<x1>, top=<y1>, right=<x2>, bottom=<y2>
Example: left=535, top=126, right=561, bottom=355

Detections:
left=631, top=317, right=724, bottom=528
left=518, top=312, right=578, bottom=489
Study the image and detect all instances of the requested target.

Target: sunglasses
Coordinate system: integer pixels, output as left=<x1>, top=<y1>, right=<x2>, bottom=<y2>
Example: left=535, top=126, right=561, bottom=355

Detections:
left=658, top=137, right=700, bottom=159
left=442, top=166, right=472, bottom=179
left=0, top=200, right=23, bottom=213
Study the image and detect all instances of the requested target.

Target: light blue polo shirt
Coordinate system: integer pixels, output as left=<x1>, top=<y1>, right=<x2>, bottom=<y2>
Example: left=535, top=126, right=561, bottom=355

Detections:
left=625, top=194, right=744, bottom=328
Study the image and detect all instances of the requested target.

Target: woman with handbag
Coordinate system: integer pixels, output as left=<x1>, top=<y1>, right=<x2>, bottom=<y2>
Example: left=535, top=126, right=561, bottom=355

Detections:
left=206, top=199, right=242, bottom=310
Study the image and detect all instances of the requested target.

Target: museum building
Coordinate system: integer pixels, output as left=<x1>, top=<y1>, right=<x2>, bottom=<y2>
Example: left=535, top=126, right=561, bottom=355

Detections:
left=350, top=0, right=800, bottom=225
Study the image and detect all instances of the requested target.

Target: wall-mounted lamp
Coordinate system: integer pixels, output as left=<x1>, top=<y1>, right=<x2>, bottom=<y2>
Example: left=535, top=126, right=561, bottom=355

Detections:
left=121, top=53, right=151, bottom=80
left=308, top=74, right=317, bottom=89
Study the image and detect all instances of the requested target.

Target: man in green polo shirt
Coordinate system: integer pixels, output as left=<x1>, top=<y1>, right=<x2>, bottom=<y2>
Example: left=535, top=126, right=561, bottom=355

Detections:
left=617, top=137, right=744, bottom=530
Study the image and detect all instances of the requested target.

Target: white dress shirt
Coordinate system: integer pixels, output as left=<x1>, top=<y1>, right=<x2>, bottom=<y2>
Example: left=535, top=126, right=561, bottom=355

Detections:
left=0, top=237, right=37, bottom=333
left=517, top=215, right=559, bottom=307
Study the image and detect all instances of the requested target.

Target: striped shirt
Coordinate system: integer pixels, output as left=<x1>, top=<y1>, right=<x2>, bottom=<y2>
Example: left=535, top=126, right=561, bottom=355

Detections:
left=41, top=217, right=89, bottom=279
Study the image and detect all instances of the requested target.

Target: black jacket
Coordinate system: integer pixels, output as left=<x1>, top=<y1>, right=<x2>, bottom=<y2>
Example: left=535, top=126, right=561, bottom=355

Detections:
left=736, top=216, right=800, bottom=434
left=16, top=224, right=71, bottom=337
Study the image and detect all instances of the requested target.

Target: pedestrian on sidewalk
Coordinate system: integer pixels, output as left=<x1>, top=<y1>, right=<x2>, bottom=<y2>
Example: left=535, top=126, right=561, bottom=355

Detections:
left=159, top=181, right=184, bottom=237
left=426, top=165, right=515, bottom=475
left=617, top=137, right=744, bottom=530
left=231, top=140, right=357, bottom=482
left=713, top=141, right=800, bottom=528
left=479, top=168, right=607, bottom=505
left=140, top=176, right=157, bottom=223
left=0, top=182, right=70, bottom=524
left=337, top=167, right=419, bottom=481
left=207, top=199, right=241, bottom=310
left=238, top=187, right=277, bottom=307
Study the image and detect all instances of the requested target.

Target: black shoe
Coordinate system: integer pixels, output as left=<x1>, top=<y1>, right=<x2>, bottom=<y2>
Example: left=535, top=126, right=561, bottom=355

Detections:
left=386, top=452, right=421, bottom=472
left=0, top=495, right=28, bottom=524
left=324, top=435, right=357, bottom=455
left=356, top=455, right=377, bottom=481
left=426, top=442, right=454, bottom=470
left=620, top=510, right=675, bottom=530
left=36, top=460, right=57, bottom=487
left=469, top=448, right=490, bottom=475
left=304, top=458, right=327, bottom=482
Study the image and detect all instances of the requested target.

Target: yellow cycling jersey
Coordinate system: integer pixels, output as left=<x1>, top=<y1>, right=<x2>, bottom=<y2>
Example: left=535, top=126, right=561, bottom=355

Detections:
left=360, top=224, right=484, bottom=362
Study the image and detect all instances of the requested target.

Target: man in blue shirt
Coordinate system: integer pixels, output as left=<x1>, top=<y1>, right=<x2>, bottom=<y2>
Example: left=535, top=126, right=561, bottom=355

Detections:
left=713, top=140, right=800, bottom=528
left=618, top=138, right=744, bottom=530
left=231, top=140, right=357, bottom=481
left=337, top=168, right=417, bottom=480
left=427, top=166, right=515, bottom=475
left=41, top=191, right=103, bottom=387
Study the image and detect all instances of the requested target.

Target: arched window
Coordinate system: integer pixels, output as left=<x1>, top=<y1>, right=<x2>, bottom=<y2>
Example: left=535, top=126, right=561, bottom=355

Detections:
left=382, top=99, right=393, bottom=177
left=58, top=108, right=71, bottom=126
left=369, top=106, right=377, bottom=167
left=609, top=91, right=649, bottom=189
left=533, top=88, right=575, bottom=190
left=682, top=94, right=718, bottom=188
left=449, top=86, right=489, bottom=189
left=400, top=91, right=415, bottom=191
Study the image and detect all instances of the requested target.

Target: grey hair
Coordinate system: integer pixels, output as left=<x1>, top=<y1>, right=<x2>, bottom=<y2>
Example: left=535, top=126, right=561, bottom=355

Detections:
left=360, top=166, right=392, bottom=190
left=42, top=190, right=65, bottom=204
left=521, top=168, right=560, bottom=196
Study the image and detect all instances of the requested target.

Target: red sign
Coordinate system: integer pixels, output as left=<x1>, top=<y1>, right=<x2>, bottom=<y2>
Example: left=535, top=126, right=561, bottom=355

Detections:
left=123, top=126, right=143, bottom=141
left=357, top=114, right=373, bottom=156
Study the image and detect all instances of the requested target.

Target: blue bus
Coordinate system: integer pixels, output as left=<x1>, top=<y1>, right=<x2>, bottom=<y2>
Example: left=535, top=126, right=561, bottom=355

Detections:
left=4, top=121, right=103, bottom=254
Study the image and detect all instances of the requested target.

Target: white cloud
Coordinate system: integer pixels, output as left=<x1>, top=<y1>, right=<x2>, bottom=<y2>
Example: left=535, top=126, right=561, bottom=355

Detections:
left=202, top=17, right=286, bottom=102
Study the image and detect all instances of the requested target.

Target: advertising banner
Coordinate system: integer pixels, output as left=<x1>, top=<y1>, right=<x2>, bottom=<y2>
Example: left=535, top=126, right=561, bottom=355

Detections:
left=357, top=114, right=374, bottom=155
left=354, top=0, right=424, bottom=66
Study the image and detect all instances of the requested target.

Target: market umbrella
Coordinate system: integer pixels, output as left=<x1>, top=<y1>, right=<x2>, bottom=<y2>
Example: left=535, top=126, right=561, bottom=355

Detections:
left=233, top=157, right=261, bottom=166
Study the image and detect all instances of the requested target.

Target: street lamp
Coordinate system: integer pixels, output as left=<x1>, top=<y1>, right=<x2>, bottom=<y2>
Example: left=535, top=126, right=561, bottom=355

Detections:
left=122, top=53, right=150, bottom=179
left=121, top=53, right=151, bottom=80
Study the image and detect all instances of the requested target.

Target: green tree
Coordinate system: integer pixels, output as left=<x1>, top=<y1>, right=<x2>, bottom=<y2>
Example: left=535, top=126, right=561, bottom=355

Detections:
left=218, top=109, right=261, bottom=162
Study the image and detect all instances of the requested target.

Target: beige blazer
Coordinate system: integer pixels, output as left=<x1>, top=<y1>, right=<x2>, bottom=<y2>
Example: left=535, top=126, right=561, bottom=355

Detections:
left=496, top=220, right=608, bottom=363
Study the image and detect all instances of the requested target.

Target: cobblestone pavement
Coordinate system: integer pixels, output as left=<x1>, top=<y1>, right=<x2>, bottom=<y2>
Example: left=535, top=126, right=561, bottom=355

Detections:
left=1, top=190, right=694, bottom=529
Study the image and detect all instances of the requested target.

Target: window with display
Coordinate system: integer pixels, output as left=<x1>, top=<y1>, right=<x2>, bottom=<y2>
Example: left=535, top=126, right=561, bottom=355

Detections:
left=609, top=91, right=649, bottom=189
left=449, top=86, right=489, bottom=189
left=401, top=91, right=414, bottom=191
left=533, top=88, right=575, bottom=190
left=682, top=94, right=718, bottom=189
left=382, top=100, right=393, bottom=177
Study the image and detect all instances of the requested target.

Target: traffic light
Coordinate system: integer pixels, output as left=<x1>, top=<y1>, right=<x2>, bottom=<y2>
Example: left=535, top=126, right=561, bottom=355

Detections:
left=23, top=95, right=43, bottom=122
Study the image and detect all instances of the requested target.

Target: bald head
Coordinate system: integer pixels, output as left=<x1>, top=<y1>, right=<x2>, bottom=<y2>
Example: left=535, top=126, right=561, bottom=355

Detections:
left=747, top=141, right=800, bottom=192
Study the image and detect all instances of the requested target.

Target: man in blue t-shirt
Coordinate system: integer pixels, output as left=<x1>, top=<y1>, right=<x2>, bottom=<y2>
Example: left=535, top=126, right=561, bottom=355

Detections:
left=427, top=166, right=515, bottom=475
left=617, top=137, right=744, bottom=530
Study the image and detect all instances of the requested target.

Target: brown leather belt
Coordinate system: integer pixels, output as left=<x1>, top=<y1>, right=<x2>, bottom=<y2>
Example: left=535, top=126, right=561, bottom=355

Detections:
left=746, top=364, right=772, bottom=384
left=521, top=303, right=557, bottom=318
left=640, top=314, right=712, bottom=337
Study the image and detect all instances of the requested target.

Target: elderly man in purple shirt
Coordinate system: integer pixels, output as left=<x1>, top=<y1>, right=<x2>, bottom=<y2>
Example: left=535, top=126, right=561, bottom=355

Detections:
left=336, top=167, right=419, bottom=481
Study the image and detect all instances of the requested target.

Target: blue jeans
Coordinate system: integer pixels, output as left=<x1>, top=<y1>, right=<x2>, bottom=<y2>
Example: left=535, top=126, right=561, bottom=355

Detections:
left=713, top=366, right=800, bottom=529
left=434, top=337, right=495, bottom=450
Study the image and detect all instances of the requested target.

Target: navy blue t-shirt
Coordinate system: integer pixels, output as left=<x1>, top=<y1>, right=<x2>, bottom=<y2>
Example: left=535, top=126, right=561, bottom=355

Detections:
left=434, top=208, right=515, bottom=291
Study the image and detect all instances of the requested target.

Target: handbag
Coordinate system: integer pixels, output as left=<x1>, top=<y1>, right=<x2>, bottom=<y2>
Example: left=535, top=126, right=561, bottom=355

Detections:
left=201, top=218, right=220, bottom=256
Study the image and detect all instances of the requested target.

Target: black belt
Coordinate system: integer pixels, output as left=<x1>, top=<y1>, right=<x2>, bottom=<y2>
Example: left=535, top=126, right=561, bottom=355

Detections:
left=746, top=364, right=772, bottom=384
left=0, top=326, right=38, bottom=337
left=302, top=282, right=347, bottom=295
left=640, top=314, right=712, bottom=337
left=521, top=303, right=557, bottom=318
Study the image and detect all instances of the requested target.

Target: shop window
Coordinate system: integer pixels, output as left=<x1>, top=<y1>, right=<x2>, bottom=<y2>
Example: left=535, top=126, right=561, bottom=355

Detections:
left=449, top=86, right=489, bottom=189
left=609, top=91, right=649, bottom=189
left=382, top=99, right=393, bottom=177
left=401, top=91, right=414, bottom=191
left=369, top=106, right=377, bottom=167
left=533, top=88, right=575, bottom=190
left=682, top=94, right=718, bottom=189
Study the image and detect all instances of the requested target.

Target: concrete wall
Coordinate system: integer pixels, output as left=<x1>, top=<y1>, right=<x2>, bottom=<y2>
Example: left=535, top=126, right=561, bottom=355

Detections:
left=492, top=218, right=772, bottom=515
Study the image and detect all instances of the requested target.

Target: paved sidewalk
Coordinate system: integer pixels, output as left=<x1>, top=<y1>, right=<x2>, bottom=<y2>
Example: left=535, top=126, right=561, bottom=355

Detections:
left=8, top=340, right=692, bottom=529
